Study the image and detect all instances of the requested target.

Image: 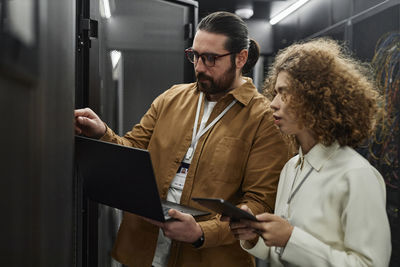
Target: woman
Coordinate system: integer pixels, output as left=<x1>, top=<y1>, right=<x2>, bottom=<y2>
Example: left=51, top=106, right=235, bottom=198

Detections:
left=228, top=38, right=391, bottom=266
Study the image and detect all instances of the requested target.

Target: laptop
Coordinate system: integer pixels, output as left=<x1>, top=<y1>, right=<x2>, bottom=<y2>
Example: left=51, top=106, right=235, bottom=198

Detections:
left=75, top=135, right=209, bottom=222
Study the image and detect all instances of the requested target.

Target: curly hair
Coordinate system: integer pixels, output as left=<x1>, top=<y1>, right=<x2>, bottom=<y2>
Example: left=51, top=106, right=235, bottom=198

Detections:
left=264, top=38, right=382, bottom=148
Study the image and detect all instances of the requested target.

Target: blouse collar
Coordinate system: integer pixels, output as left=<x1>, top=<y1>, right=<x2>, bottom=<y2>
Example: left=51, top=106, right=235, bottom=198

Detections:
left=297, top=141, right=341, bottom=172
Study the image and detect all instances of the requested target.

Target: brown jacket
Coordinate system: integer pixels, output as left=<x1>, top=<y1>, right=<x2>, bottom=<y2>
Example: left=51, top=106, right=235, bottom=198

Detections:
left=101, top=78, right=290, bottom=266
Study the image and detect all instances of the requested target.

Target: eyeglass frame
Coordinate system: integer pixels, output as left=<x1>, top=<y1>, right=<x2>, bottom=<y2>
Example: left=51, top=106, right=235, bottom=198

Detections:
left=185, top=48, right=236, bottom=67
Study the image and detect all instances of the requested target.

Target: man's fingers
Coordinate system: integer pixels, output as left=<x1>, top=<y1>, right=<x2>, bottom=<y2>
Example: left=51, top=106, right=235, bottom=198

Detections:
left=168, top=209, right=187, bottom=221
left=74, top=108, right=95, bottom=118
left=75, top=125, right=82, bottom=134
left=74, top=108, right=85, bottom=117
left=76, top=116, right=92, bottom=126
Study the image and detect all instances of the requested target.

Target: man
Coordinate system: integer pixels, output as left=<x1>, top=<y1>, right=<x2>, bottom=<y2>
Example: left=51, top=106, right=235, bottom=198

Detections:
left=75, top=11, right=289, bottom=267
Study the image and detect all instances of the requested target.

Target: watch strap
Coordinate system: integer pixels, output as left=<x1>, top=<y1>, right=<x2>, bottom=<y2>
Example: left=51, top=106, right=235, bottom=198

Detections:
left=191, top=233, right=205, bottom=248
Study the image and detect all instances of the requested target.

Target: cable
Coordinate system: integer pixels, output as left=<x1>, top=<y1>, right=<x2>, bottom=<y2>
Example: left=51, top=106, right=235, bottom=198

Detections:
left=369, top=32, right=400, bottom=190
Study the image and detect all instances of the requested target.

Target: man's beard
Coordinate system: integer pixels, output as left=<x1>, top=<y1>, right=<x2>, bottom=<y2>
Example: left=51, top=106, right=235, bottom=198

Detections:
left=196, top=64, right=236, bottom=96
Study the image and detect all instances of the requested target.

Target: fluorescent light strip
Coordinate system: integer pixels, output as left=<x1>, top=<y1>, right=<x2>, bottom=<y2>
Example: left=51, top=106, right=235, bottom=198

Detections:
left=269, top=0, right=310, bottom=25
left=103, top=0, right=111, bottom=19
left=110, top=50, right=121, bottom=69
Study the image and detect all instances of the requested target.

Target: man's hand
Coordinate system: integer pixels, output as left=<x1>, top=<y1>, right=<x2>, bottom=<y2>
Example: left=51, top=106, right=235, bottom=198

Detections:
left=74, top=108, right=106, bottom=138
left=140, top=209, right=203, bottom=243
left=162, top=209, right=203, bottom=243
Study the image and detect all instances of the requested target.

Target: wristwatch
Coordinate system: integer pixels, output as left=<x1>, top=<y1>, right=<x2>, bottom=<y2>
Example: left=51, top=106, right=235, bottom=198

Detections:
left=191, top=233, right=205, bottom=248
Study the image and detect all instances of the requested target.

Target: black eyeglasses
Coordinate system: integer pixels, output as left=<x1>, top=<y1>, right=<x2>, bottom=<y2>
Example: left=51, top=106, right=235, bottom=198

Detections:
left=185, top=48, right=235, bottom=67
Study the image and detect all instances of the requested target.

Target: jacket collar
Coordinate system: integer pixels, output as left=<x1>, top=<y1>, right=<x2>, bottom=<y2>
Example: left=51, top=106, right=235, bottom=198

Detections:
left=227, top=77, right=257, bottom=106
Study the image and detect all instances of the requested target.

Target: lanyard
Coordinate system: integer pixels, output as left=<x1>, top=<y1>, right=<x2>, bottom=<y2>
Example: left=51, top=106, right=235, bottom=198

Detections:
left=185, top=92, right=237, bottom=161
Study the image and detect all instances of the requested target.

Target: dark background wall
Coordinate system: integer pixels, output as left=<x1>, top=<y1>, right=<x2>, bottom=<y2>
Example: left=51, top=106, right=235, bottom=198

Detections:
left=0, top=0, right=75, bottom=266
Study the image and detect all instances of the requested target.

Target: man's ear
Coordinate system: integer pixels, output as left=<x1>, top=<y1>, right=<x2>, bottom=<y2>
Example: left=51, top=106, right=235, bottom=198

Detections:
left=236, top=49, right=248, bottom=69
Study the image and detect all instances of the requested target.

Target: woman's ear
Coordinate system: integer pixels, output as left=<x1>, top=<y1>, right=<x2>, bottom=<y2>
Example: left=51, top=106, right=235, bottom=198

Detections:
left=236, top=49, right=248, bottom=69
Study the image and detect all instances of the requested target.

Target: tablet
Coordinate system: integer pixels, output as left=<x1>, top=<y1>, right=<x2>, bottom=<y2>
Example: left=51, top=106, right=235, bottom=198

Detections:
left=192, top=197, right=258, bottom=221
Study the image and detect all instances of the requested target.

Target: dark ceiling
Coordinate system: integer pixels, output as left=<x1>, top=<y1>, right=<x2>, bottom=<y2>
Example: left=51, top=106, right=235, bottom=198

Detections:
left=197, top=0, right=286, bottom=20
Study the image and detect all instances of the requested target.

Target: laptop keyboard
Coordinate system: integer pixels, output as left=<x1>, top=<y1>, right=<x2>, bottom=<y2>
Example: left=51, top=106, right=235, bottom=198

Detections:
left=162, top=204, right=187, bottom=214
left=160, top=199, right=210, bottom=221
left=162, top=206, right=171, bottom=216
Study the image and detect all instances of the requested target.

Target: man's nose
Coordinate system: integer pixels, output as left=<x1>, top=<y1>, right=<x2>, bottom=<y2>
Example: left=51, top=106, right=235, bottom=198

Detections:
left=194, top=57, right=207, bottom=72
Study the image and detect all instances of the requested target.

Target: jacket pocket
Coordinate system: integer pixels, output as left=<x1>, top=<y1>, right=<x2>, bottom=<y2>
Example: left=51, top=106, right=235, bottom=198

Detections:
left=208, top=137, right=248, bottom=183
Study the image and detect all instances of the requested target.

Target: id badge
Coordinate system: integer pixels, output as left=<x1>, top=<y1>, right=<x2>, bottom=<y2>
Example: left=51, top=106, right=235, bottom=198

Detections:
left=170, top=163, right=190, bottom=190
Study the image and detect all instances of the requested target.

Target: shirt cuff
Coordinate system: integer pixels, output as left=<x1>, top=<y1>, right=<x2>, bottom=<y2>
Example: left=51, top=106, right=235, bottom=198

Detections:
left=198, top=220, right=219, bottom=248
left=240, top=237, right=269, bottom=261
left=280, top=226, right=326, bottom=266
left=99, top=123, right=116, bottom=142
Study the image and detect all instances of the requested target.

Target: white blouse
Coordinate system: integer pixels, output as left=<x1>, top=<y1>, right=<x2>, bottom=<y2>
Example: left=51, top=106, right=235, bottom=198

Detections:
left=243, top=142, right=391, bottom=267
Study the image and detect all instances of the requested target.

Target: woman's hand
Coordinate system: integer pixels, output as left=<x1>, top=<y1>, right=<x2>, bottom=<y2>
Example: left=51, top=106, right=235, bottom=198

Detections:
left=222, top=205, right=260, bottom=249
left=247, top=213, right=294, bottom=248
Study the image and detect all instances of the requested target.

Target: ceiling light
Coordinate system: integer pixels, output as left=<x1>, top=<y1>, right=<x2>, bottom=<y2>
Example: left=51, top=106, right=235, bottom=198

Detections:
left=235, top=7, right=254, bottom=19
left=101, top=0, right=111, bottom=19
left=269, top=0, right=310, bottom=25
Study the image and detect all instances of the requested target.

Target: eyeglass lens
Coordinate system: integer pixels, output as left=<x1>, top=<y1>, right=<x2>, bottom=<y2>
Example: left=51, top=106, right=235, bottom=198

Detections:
left=186, top=50, right=215, bottom=67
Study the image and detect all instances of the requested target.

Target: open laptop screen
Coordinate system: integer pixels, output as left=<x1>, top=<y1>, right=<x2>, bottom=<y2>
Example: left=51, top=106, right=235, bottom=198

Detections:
left=75, top=135, right=208, bottom=222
